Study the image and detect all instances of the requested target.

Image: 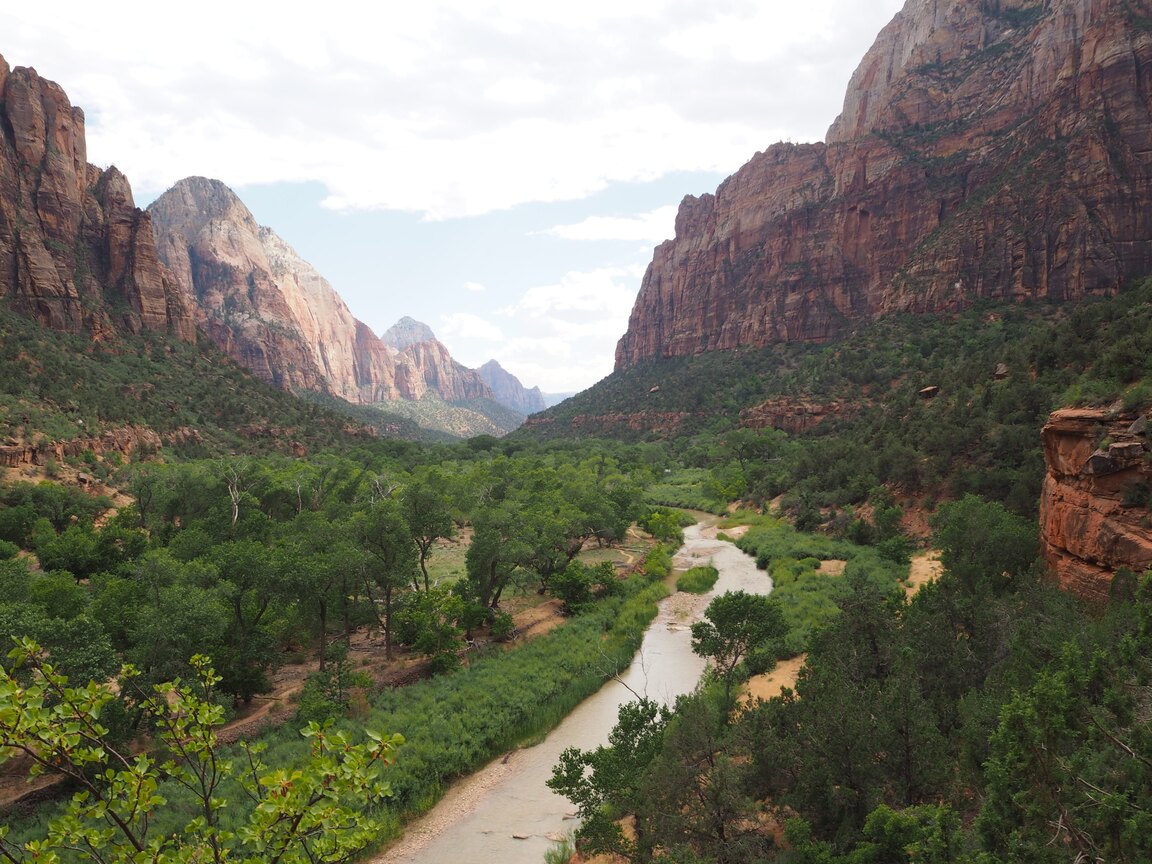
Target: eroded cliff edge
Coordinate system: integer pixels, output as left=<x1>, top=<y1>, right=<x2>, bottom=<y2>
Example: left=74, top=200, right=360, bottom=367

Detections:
left=615, top=0, right=1152, bottom=368
left=0, top=57, right=194, bottom=342
left=1040, top=407, right=1152, bottom=601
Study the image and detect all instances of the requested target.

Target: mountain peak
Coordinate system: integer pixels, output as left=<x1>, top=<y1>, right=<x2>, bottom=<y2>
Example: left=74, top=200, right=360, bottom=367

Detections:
left=477, top=360, right=546, bottom=415
left=0, top=57, right=195, bottom=341
left=382, top=317, right=437, bottom=350
left=150, top=177, right=257, bottom=231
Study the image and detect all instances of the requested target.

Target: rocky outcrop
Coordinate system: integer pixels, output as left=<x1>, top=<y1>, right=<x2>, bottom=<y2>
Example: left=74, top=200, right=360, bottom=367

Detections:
left=150, top=177, right=385, bottom=397
left=0, top=425, right=163, bottom=468
left=478, top=360, right=547, bottom=414
left=0, top=56, right=194, bottom=342
left=1039, top=408, right=1152, bottom=601
left=522, top=411, right=703, bottom=439
left=740, top=398, right=859, bottom=435
left=616, top=0, right=1152, bottom=368
left=148, top=179, right=493, bottom=406
left=393, top=338, right=492, bottom=402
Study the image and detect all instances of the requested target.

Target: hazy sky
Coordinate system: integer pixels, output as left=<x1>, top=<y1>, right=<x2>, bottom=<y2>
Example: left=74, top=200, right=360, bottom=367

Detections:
left=2, top=0, right=905, bottom=394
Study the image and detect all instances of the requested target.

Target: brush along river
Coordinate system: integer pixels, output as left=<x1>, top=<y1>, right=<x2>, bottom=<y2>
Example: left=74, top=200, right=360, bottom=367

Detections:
left=372, top=518, right=770, bottom=864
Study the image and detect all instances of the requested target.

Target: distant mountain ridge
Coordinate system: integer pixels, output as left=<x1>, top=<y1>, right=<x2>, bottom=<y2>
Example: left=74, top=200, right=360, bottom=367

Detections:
left=478, top=360, right=547, bottom=414
left=615, top=0, right=1152, bottom=369
left=382, top=317, right=437, bottom=351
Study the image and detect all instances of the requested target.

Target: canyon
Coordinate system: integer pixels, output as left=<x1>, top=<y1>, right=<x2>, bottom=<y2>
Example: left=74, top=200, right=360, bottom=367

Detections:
left=147, top=178, right=503, bottom=409
left=615, top=0, right=1152, bottom=369
left=0, top=63, right=543, bottom=436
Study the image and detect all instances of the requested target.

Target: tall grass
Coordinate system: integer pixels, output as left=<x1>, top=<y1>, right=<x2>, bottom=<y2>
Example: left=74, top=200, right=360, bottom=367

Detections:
left=3, top=576, right=669, bottom=858
left=676, top=564, right=719, bottom=594
left=724, top=510, right=905, bottom=655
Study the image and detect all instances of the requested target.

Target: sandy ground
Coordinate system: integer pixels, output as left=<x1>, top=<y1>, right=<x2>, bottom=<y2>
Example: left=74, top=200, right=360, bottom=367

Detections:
left=739, top=549, right=942, bottom=704
left=740, top=654, right=809, bottom=704
left=697, top=523, right=748, bottom=541
left=906, top=549, right=943, bottom=595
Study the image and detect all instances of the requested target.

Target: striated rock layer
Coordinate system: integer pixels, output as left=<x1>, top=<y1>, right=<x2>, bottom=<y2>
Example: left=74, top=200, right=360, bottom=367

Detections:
left=148, top=178, right=492, bottom=404
left=1039, top=408, right=1152, bottom=602
left=0, top=56, right=194, bottom=342
left=616, top=0, right=1152, bottom=368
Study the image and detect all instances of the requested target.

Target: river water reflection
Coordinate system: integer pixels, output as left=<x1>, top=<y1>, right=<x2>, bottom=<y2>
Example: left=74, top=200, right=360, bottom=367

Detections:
left=373, top=519, right=771, bottom=864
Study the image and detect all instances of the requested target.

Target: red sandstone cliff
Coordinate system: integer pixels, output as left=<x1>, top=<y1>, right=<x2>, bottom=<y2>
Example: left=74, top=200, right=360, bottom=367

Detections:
left=0, top=56, right=194, bottom=342
left=1039, top=407, right=1152, bottom=601
left=148, top=178, right=493, bottom=406
left=616, top=0, right=1152, bottom=368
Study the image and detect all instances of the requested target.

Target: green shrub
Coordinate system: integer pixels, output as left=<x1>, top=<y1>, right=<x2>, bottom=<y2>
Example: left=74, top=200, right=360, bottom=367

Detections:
left=676, top=564, right=719, bottom=594
left=642, top=544, right=675, bottom=581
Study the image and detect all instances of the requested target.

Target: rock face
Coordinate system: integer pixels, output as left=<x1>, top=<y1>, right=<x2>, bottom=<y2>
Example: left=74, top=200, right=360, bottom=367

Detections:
left=1039, top=408, right=1152, bottom=601
left=148, top=178, right=492, bottom=404
left=393, top=337, right=492, bottom=402
left=478, top=360, right=547, bottom=414
left=616, top=0, right=1152, bottom=369
left=382, top=317, right=437, bottom=351
left=521, top=411, right=702, bottom=439
left=0, top=56, right=195, bottom=342
left=740, top=398, right=858, bottom=435
left=0, top=425, right=163, bottom=469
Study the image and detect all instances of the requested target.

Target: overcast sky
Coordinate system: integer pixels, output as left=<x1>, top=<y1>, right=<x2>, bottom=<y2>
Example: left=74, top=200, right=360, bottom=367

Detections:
left=2, top=0, right=905, bottom=395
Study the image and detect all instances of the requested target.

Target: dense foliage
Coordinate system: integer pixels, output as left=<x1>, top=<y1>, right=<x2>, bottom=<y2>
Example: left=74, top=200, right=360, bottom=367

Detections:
left=550, top=496, right=1152, bottom=863
left=0, top=643, right=403, bottom=864
left=3, top=274, right=1151, bottom=864
left=0, top=302, right=438, bottom=453
left=524, top=280, right=1152, bottom=519
left=0, top=430, right=667, bottom=857
left=2, top=571, right=668, bottom=857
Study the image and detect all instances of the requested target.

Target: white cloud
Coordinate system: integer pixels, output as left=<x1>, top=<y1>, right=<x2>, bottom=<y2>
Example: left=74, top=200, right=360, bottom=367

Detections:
left=438, top=312, right=505, bottom=342
left=481, top=267, right=639, bottom=391
left=507, top=267, right=636, bottom=319
left=542, top=206, right=678, bottom=244
left=0, top=0, right=905, bottom=218
left=0, top=0, right=908, bottom=395
left=483, top=76, right=559, bottom=105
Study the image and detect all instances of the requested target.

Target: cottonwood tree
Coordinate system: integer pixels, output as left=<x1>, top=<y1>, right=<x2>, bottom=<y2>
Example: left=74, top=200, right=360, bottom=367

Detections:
left=691, top=590, right=786, bottom=712
left=352, top=498, right=419, bottom=659
left=400, top=468, right=455, bottom=592
left=549, top=698, right=672, bottom=860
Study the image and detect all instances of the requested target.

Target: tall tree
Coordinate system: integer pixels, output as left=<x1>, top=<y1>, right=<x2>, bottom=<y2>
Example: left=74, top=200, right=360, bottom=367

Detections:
left=400, top=467, right=455, bottom=591
left=691, top=590, right=786, bottom=712
left=352, top=499, right=418, bottom=659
